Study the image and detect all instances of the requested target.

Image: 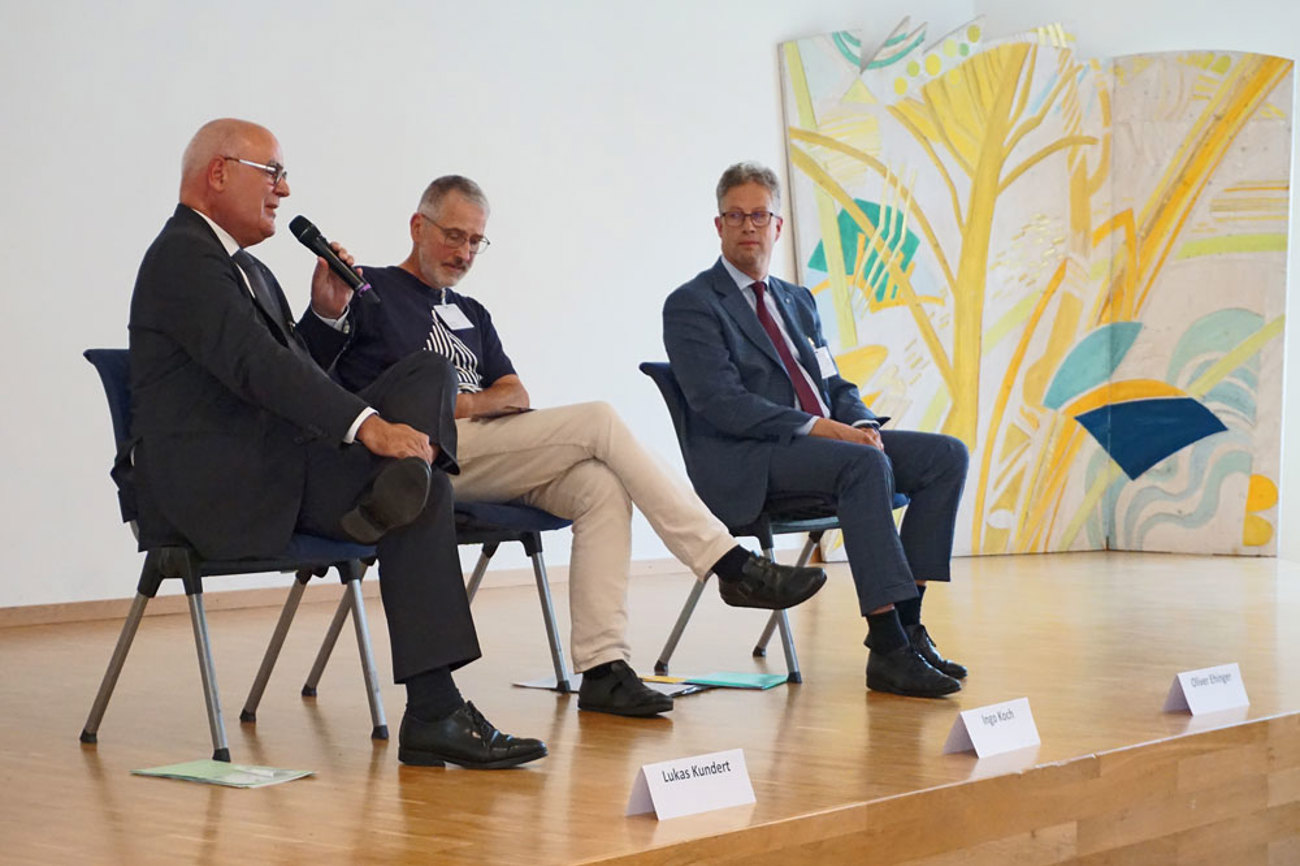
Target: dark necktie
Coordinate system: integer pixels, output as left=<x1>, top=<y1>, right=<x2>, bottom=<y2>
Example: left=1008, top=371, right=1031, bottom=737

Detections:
left=233, top=249, right=311, bottom=362
left=232, top=249, right=283, bottom=325
left=751, top=281, right=824, bottom=417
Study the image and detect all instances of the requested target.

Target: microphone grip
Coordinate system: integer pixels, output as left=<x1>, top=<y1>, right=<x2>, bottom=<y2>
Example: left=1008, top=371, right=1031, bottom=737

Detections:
left=290, top=215, right=380, bottom=306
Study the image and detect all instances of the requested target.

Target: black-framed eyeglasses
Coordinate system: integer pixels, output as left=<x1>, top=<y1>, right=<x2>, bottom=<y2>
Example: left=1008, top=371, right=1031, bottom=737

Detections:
left=420, top=213, right=490, bottom=254
left=223, top=156, right=288, bottom=186
left=720, top=209, right=780, bottom=228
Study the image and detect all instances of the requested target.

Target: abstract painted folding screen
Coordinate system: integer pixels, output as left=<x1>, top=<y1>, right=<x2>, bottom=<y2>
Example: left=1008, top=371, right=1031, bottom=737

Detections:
left=780, top=18, right=1292, bottom=556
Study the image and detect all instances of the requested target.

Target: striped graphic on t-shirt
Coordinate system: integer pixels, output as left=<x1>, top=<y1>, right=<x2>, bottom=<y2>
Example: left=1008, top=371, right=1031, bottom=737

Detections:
left=424, top=302, right=482, bottom=393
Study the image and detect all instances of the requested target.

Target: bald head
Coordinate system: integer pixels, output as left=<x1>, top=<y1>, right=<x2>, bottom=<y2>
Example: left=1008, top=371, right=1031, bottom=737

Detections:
left=178, top=118, right=289, bottom=248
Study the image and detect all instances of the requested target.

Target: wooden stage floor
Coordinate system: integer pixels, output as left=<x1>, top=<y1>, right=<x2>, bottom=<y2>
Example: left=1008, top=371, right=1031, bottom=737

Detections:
left=2, top=551, right=1298, bottom=863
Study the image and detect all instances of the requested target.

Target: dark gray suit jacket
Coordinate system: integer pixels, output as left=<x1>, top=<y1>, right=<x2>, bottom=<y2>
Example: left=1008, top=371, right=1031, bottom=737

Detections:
left=127, top=204, right=368, bottom=559
left=662, top=258, right=880, bottom=526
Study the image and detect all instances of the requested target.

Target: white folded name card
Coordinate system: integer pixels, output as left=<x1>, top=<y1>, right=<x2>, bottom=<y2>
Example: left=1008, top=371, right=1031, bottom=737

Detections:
left=1163, top=662, right=1249, bottom=715
left=943, top=697, right=1040, bottom=758
left=626, top=747, right=755, bottom=820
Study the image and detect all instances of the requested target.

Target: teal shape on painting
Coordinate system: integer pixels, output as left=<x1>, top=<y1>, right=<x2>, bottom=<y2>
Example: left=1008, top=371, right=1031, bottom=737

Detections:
left=1167, top=308, right=1263, bottom=383
left=807, top=200, right=918, bottom=303
left=1042, top=322, right=1142, bottom=410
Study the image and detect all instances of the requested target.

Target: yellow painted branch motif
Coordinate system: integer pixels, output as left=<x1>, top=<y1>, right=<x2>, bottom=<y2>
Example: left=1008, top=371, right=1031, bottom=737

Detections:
left=887, top=104, right=966, bottom=230
left=1092, top=210, right=1137, bottom=321
left=999, top=135, right=1100, bottom=195
left=1098, top=55, right=1293, bottom=325
left=789, top=146, right=958, bottom=392
left=788, top=127, right=957, bottom=292
left=1002, top=62, right=1076, bottom=159
left=942, top=42, right=1032, bottom=447
left=1186, top=315, right=1286, bottom=397
left=1058, top=462, right=1125, bottom=550
left=971, top=259, right=1067, bottom=553
left=782, top=43, right=859, bottom=346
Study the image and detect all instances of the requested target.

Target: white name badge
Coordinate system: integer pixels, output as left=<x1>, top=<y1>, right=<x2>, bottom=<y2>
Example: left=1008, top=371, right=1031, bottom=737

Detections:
left=1163, top=662, right=1249, bottom=715
left=814, top=345, right=837, bottom=378
left=435, top=304, right=472, bottom=330
left=943, top=697, right=1040, bottom=758
left=626, top=748, right=755, bottom=820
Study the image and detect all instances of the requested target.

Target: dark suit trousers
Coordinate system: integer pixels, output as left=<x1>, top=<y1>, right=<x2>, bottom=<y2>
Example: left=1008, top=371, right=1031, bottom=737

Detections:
left=297, top=353, right=479, bottom=683
left=766, top=429, right=968, bottom=615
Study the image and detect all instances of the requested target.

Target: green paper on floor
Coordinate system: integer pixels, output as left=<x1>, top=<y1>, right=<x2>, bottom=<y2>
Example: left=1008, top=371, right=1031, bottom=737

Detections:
left=132, top=759, right=313, bottom=788
left=684, top=672, right=788, bottom=690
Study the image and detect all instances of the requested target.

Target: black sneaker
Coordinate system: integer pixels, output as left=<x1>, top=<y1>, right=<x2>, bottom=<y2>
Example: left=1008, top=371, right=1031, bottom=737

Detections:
left=578, top=660, right=673, bottom=717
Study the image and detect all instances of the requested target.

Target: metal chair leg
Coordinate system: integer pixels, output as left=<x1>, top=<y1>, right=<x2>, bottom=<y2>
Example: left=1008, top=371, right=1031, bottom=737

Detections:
left=655, top=577, right=709, bottom=675
left=775, top=609, right=801, bottom=684
left=345, top=574, right=389, bottom=739
left=302, top=589, right=353, bottom=697
left=752, top=535, right=820, bottom=658
left=529, top=550, right=572, bottom=693
left=79, top=592, right=151, bottom=744
left=241, top=573, right=310, bottom=723
left=465, top=542, right=500, bottom=603
left=186, top=591, right=230, bottom=761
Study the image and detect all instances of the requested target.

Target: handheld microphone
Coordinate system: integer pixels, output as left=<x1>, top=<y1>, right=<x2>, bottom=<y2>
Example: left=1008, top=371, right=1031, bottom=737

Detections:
left=288, top=215, right=378, bottom=305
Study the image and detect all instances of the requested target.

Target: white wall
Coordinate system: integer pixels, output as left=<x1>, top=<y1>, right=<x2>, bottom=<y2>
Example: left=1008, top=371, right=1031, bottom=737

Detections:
left=974, top=0, right=1300, bottom=558
left=0, top=0, right=972, bottom=607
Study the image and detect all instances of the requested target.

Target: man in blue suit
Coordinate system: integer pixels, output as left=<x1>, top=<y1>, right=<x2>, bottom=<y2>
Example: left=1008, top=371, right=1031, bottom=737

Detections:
left=663, top=162, right=970, bottom=698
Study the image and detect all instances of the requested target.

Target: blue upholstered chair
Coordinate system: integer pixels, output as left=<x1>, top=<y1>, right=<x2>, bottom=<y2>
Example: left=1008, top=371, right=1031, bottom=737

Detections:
left=256, top=499, right=578, bottom=704
left=81, top=349, right=385, bottom=761
left=639, top=361, right=908, bottom=683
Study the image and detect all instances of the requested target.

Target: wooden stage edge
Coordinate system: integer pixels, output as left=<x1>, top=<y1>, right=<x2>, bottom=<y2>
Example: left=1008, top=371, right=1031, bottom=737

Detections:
left=2, top=550, right=1298, bottom=864
left=596, top=711, right=1300, bottom=865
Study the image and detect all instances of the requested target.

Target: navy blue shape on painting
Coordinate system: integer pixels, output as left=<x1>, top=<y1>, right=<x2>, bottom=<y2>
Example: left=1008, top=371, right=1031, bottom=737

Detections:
left=1075, top=397, right=1228, bottom=480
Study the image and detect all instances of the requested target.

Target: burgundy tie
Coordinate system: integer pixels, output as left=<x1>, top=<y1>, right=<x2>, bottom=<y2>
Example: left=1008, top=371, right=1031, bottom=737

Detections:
left=751, top=282, right=824, bottom=417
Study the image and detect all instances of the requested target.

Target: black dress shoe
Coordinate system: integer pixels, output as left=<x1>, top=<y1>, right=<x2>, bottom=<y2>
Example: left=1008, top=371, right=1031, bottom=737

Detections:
left=398, top=702, right=547, bottom=769
left=716, top=554, right=827, bottom=610
left=866, top=644, right=961, bottom=697
left=340, top=457, right=432, bottom=544
left=906, top=623, right=967, bottom=679
left=578, top=660, right=673, bottom=717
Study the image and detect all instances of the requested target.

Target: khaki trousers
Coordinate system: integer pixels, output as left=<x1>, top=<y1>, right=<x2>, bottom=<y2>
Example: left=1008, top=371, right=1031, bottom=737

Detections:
left=451, top=401, right=736, bottom=671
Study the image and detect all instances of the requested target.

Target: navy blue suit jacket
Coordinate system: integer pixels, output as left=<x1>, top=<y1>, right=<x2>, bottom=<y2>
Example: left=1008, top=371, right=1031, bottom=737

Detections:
left=662, top=258, right=880, bottom=526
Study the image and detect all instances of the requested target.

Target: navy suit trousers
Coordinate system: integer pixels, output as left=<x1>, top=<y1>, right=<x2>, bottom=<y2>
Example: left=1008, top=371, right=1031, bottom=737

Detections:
left=766, top=429, right=968, bottom=615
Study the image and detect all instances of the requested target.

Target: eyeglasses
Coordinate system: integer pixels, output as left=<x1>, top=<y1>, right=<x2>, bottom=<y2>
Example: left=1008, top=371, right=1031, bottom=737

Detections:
left=223, top=156, right=288, bottom=186
left=720, top=209, right=780, bottom=228
left=420, top=213, right=490, bottom=254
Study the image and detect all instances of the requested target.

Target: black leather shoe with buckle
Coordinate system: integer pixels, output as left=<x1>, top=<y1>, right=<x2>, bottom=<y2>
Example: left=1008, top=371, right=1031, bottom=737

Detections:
left=906, top=623, right=967, bottom=679
left=578, top=660, right=673, bottom=717
left=716, top=553, right=826, bottom=610
left=340, top=457, right=432, bottom=544
left=397, top=702, right=547, bottom=769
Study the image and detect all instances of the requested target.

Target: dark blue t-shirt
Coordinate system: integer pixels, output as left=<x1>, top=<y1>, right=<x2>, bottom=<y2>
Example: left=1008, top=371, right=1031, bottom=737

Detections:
left=298, top=265, right=515, bottom=394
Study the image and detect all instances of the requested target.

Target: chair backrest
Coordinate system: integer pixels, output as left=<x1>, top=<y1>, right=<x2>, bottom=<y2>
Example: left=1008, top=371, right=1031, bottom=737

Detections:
left=640, top=359, right=909, bottom=513
left=84, top=348, right=139, bottom=524
left=638, top=362, right=692, bottom=457
left=84, top=348, right=132, bottom=448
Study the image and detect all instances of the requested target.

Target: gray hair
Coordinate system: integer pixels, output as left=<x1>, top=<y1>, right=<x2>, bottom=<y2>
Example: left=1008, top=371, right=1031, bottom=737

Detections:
left=715, top=162, right=782, bottom=211
left=418, top=175, right=490, bottom=218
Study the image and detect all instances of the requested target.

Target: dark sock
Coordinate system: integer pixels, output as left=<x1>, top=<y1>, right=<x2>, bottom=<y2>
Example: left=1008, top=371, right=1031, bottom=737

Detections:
left=896, top=584, right=926, bottom=627
left=866, top=608, right=908, bottom=654
left=711, top=546, right=752, bottom=582
left=404, top=666, right=464, bottom=721
left=584, top=661, right=616, bottom=680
